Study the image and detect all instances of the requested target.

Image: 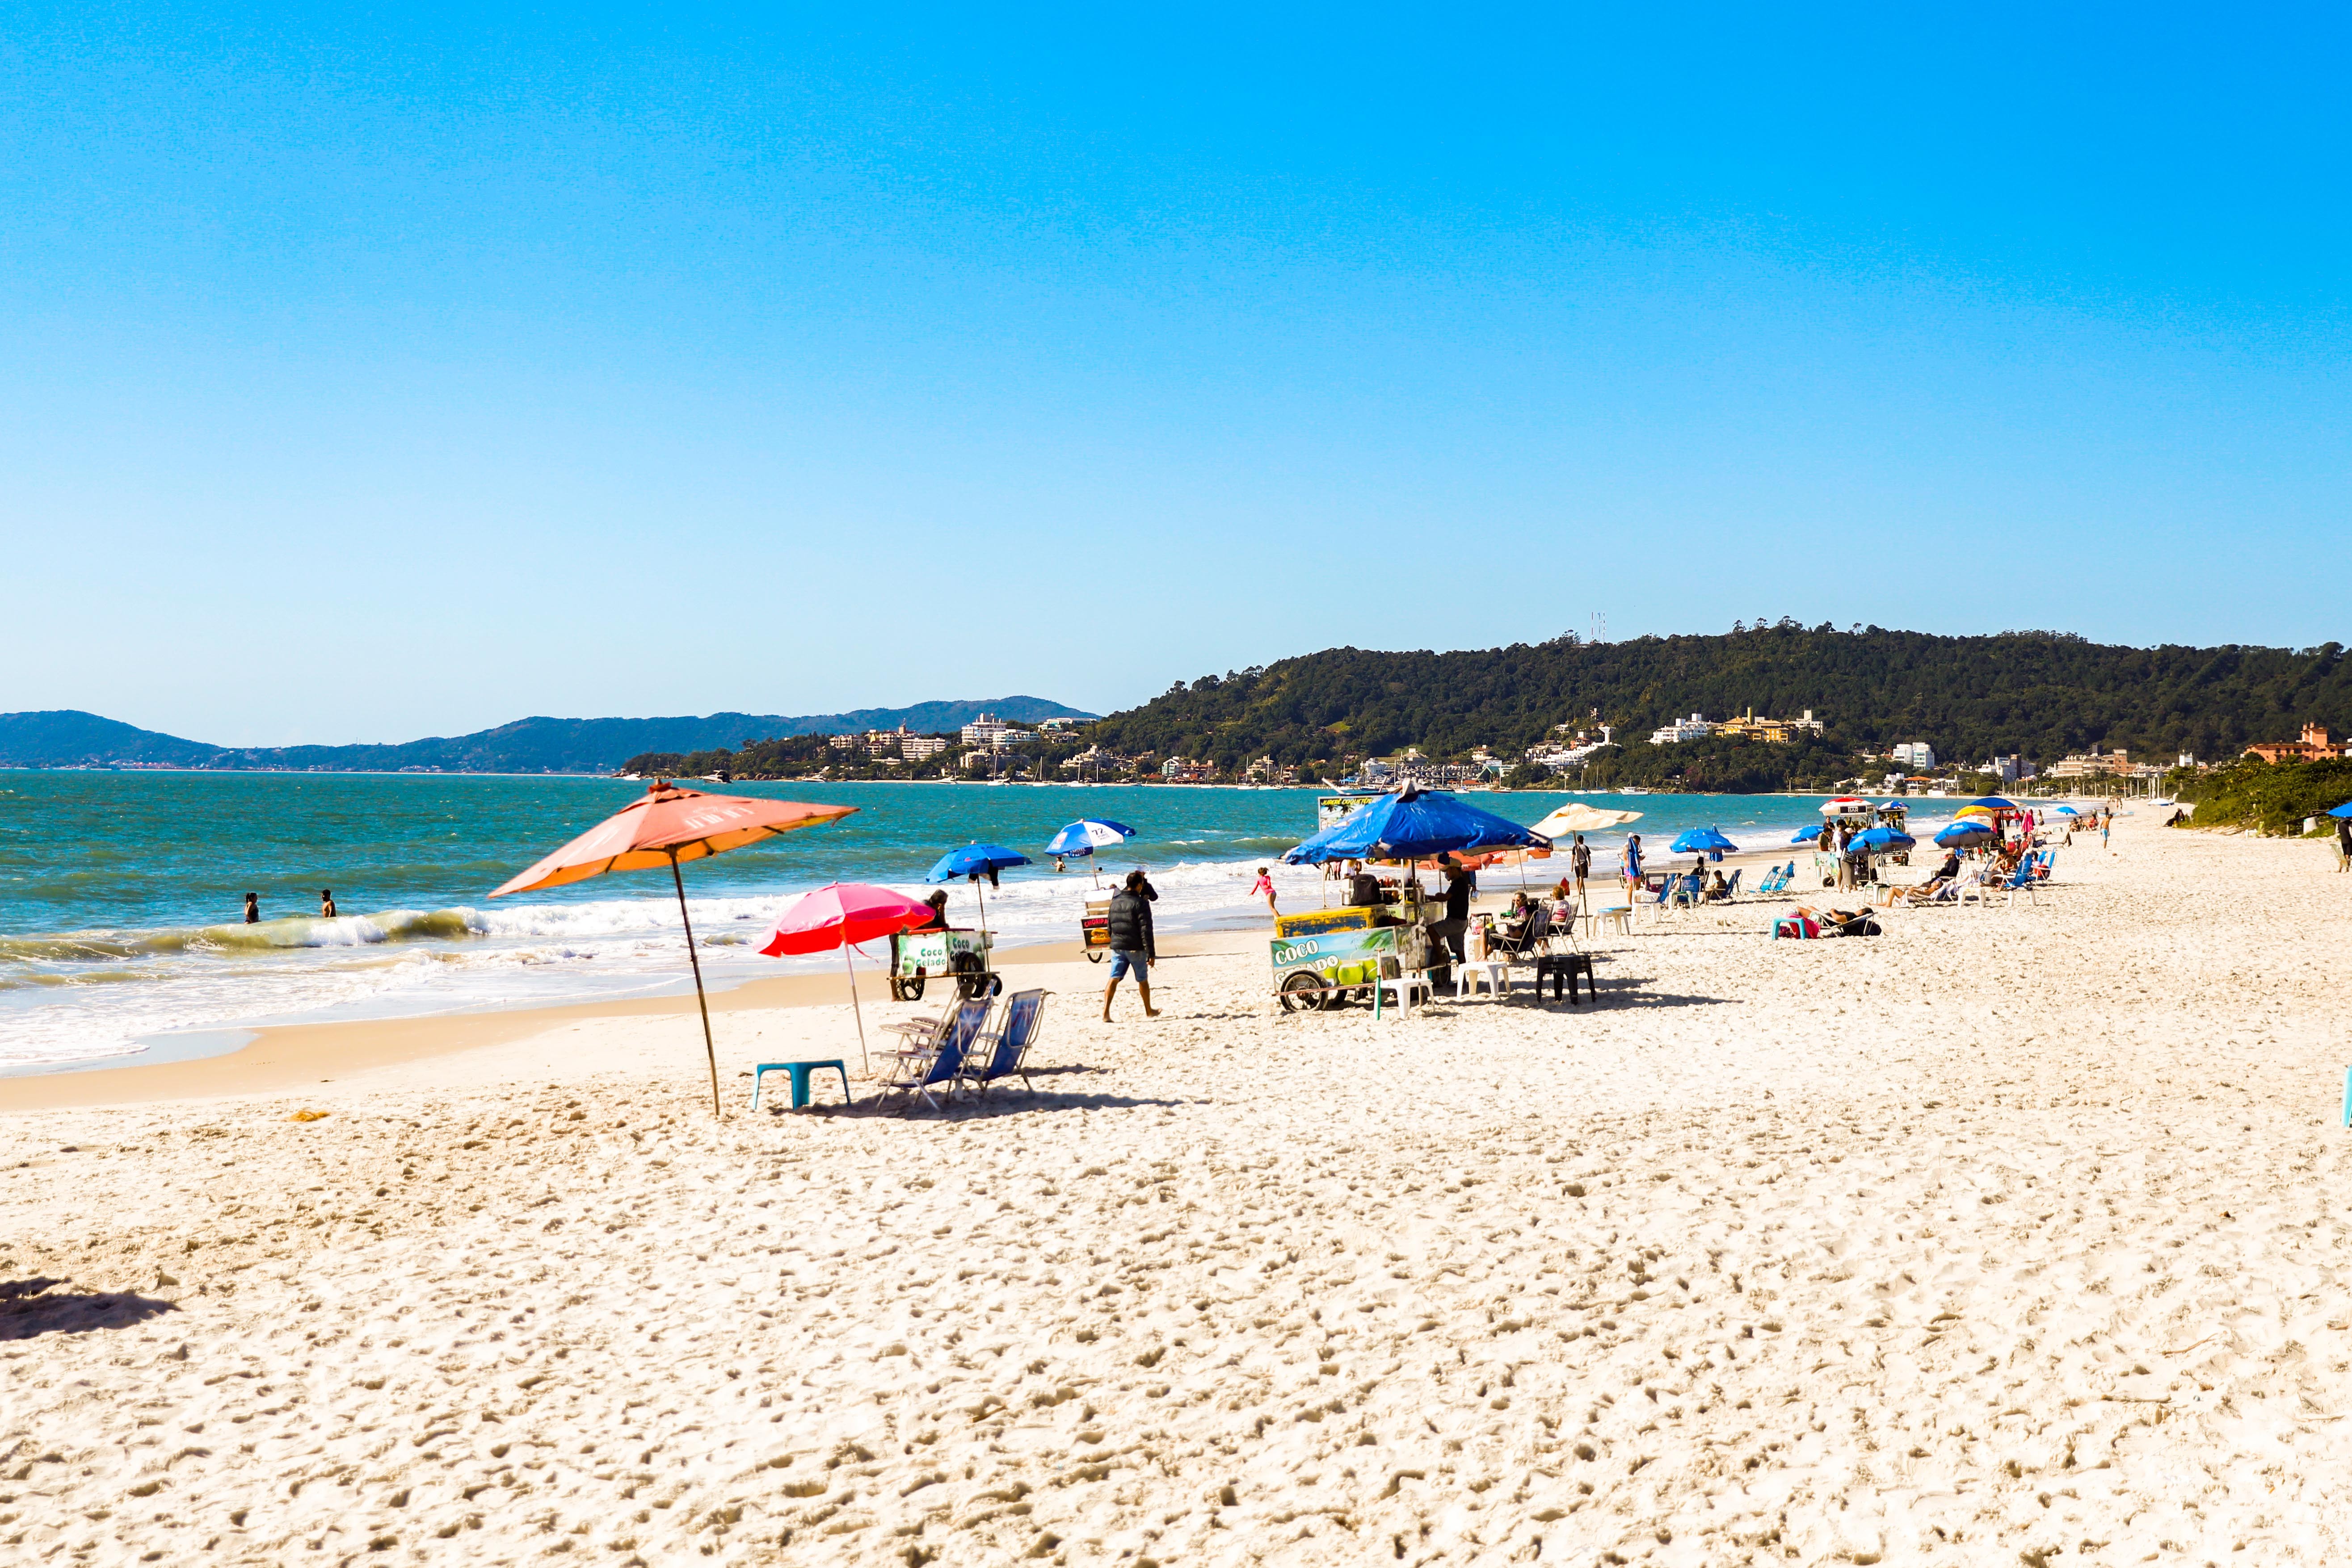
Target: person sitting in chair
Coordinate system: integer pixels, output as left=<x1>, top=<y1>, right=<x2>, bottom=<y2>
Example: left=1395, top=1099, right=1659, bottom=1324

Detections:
left=1895, top=849, right=1963, bottom=905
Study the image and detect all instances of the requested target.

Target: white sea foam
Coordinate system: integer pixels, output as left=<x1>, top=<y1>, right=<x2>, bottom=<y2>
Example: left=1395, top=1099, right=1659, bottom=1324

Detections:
left=0, top=854, right=1327, bottom=1071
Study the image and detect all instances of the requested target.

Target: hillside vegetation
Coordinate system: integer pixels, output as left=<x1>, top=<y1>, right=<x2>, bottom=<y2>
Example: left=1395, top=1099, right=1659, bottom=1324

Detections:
left=1086, top=626, right=2352, bottom=779
left=2172, top=756, right=2352, bottom=836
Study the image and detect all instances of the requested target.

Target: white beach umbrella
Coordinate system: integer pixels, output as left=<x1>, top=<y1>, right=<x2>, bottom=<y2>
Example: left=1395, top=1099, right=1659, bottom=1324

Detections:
left=1529, top=802, right=1643, bottom=837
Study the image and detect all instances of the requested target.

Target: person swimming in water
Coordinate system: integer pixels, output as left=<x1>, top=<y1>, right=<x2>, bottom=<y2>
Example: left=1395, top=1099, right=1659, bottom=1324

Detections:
left=244, top=892, right=260, bottom=924
left=319, top=889, right=337, bottom=918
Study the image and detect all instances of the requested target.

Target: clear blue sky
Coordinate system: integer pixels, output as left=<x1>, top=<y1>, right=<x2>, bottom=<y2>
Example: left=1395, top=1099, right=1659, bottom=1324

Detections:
left=5, top=4, right=2347, bottom=744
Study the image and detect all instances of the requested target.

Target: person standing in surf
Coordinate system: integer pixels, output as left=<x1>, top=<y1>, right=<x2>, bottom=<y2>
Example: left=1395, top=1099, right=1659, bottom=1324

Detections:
left=1250, top=865, right=1277, bottom=921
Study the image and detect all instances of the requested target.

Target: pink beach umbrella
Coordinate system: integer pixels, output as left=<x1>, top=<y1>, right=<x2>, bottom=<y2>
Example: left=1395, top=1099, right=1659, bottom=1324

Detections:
left=760, top=883, right=937, bottom=1075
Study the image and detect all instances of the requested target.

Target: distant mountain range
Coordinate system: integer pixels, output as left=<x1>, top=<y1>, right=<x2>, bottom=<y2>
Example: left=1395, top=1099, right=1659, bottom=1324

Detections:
left=0, top=698, right=1096, bottom=775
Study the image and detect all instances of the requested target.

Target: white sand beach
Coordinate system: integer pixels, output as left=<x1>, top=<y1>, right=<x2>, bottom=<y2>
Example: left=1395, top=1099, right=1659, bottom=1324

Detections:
left=6, top=822, right=2351, bottom=1565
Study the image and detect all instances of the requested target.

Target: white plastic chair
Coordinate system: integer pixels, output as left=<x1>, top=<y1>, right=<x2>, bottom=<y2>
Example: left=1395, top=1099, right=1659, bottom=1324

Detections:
left=1454, top=961, right=1507, bottom=1000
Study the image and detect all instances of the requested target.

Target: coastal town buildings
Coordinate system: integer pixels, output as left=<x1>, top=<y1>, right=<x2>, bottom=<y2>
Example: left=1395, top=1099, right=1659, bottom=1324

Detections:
left=899, top=735, right=949, bottom=761
left=2243, top=723, right=2349, bottom=763
left=1647, top=714, right=1714, bottom=744
left=1890, top=741, right=1936, bottom=770
left=1713, top=709, right=1824, bottom=743
left=959, top=713, right=1035, bottom=749
left=1649, top=710, right=1823, bottom=745
left=1160, top=757, right=1216, bottom=783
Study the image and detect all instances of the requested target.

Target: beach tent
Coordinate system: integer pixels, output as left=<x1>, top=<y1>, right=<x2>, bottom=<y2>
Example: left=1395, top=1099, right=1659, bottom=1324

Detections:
left=759, top=883, right=936, bottom=1075
left=1281, top=787, right=1549, bottom=866
left=489, top=781, right=856, bottom=1117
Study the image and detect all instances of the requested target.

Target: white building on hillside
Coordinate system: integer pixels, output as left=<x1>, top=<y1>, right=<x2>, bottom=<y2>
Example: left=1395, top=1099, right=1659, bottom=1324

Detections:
left=1891, top=741, right=1936, bottom=770
left=960, top=713, right=1035, bottom=749
left=1647, top=714, right=1712, bottom=745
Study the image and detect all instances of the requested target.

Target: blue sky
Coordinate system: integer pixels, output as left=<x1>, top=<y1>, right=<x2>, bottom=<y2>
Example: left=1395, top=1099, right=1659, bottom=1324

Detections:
left=5, top=4, right=2348, bottom=744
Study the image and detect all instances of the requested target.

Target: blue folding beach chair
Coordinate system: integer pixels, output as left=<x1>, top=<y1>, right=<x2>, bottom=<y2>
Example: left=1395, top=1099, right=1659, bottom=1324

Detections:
left=875, top=997, right=989, bottom=1114
left=963, top=988, right=1050, bottom=1099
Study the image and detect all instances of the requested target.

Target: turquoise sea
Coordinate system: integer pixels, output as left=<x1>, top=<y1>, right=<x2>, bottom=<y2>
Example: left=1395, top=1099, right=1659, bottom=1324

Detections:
left=0, top=773, right=1933, bottom=1071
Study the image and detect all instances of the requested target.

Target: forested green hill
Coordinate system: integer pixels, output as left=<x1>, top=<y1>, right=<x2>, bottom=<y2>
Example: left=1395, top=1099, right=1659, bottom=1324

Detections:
left=1085, top=626, right=2352, bottom=776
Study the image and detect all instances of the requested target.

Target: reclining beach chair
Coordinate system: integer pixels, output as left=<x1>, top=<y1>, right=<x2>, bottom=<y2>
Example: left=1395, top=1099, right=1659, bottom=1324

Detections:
left=1999, top=862, right=2041, bottom=908
left=874, top=997, right=989, bottom=1115
left=962, top=988, right=1049, bottom=1099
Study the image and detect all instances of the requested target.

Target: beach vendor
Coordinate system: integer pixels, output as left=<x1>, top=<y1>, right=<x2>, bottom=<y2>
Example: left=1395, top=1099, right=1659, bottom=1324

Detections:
left=890, top=890, right=953, bottom=976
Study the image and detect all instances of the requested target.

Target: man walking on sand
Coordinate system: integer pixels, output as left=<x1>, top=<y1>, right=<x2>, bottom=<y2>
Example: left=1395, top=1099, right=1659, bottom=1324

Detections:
left=1570, top=834, right=1591, bottom=899
left=1102, top=869, right=1160, bottom=1020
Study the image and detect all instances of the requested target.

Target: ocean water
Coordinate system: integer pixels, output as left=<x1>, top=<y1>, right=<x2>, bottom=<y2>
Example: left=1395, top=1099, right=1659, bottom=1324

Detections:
left=0, top=773, right=1955, bottom=1071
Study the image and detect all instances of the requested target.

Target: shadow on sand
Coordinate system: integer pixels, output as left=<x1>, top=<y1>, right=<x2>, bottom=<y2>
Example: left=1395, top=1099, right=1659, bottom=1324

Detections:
left=1, top=1277, right=179, bottom=1342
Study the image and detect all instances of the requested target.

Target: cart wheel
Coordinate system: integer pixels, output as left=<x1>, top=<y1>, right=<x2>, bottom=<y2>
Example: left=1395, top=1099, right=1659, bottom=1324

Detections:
left=897, top=970, right=926, bottom=1003
left=951, top=951, right=986, bottom=1000
left=989, top=974, right=1003, bottom=997
left=1279, top=971, right=1327, bottom=1013
left=1084, top=949, right=1104, bottom=964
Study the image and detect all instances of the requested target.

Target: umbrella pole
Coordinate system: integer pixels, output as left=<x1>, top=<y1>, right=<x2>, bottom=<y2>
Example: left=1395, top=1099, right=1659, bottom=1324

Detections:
left=842, top=942, right=870, bottom=1077
left=669, top=853, right=723, bottom=1119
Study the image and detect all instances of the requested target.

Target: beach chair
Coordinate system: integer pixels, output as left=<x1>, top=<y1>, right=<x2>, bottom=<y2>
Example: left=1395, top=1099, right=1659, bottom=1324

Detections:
left=962, top=988, right=1049, bottom=1098
left=1490, top=901, right=1555, bottom=963
left=1999, top=862, right=2040, bottom=908
left=1952, top=865, right=1990, bottom=908
left=1753, top=863, right=1787, bottom=897
left=874, top=997, right=989, bottom=1114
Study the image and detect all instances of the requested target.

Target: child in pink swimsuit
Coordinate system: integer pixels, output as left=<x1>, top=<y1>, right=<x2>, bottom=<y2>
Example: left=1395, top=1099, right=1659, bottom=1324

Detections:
left=1250, top=866, right=1277, bottom=919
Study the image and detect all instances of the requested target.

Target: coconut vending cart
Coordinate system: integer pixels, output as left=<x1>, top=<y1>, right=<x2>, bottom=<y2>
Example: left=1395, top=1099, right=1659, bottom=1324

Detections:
left=1272, top=787, right=1547, bottom=1011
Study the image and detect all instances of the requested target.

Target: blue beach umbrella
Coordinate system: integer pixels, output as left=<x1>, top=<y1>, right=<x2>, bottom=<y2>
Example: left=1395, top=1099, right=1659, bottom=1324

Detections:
left=1280, top=788, right=1549, bottom=866
left=1963, top=796, right=2018, bottom=812
left=1791, top=826, right=1829, bottom=845
left=2054, top=805, right=2081, bottom=816
left=1670, top=827, right=1739, bottom=856
left=1934, top=820, right=1995, bottom=847
left=1848, top=826, right=1916, bottom=855
left=2330, top=801, right=2352, bottom=820
left=926, top=841, right=1034, bottom=934
left=1045, top=819, right=1136, bottom=856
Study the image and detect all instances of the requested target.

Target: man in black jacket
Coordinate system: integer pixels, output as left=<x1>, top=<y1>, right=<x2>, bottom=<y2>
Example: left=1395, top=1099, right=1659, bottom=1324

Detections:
left=1102, top=870, right=1161, bottom=1021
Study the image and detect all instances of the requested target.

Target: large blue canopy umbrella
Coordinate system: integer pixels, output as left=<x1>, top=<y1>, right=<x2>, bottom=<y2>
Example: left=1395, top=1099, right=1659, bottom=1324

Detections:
left=1934, top=820, right=1995, bottom=847
left=926, top=841, right=1034, bottom=933
left=1849, top=826, right=1916, bottom=854
left=1670, top=827, right=1738, bottom=856
left=1280, top=788, right=1549, bottom=866
left=1963, top=796, right=2018, bottom=812
left=2330, top=801, right=2352, bottom=820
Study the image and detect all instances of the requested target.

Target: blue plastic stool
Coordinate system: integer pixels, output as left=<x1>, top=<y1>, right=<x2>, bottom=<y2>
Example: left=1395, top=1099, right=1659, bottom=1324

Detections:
left=752, top=1059, right=850, bottom=1112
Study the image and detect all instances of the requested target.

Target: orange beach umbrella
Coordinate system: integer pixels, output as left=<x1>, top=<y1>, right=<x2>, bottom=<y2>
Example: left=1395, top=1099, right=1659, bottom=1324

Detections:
left=489, top=781, right=856, bottom=1116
